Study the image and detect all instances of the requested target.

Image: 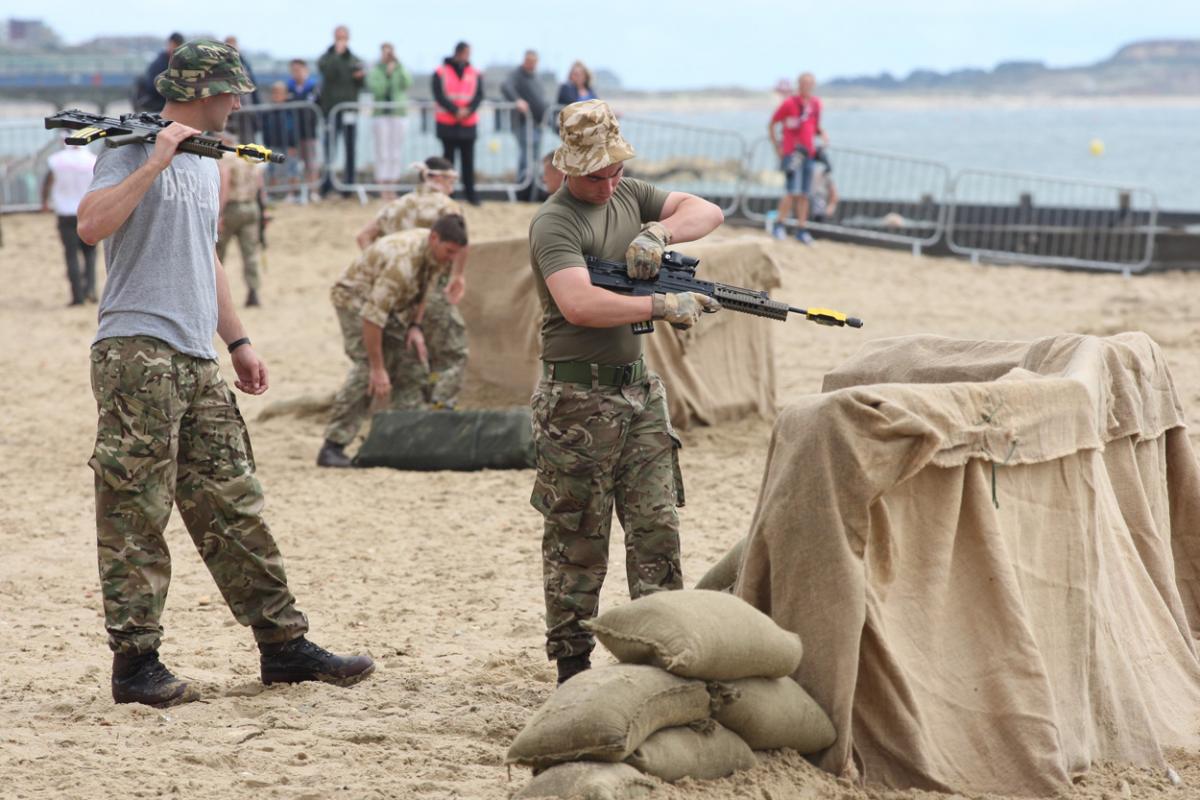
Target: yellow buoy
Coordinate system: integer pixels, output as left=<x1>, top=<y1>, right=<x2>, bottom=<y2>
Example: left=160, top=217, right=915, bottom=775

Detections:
left=1089, top=138, right=1105, bottom=156
left=488, top=139, right=501, bottom=154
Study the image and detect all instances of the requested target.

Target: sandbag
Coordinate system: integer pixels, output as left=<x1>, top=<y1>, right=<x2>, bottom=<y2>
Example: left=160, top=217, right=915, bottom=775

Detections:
left=584, top=590, right=803, bottom=680
left=506, top=664, right=711, bottom=769
left=624, top=722, right=756, bottom=783
left=711, top=677, right=836, bottom=753
left=693, top=537, right=747, bottom=592
left=514, top=762, right=657, bottom=800
left=353, top=407, right=534, bottom=470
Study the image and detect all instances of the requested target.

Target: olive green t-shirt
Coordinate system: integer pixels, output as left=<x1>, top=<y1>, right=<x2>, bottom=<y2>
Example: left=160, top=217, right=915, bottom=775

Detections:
left=529, top=178, right=669, bottom=365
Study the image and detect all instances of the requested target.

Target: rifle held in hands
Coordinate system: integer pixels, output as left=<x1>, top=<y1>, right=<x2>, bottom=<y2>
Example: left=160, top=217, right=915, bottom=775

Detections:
left=585, top=250, right=864, bottom=334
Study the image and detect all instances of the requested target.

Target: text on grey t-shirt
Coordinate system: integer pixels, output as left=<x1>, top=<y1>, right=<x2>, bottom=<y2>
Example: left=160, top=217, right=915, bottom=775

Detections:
left=88, top=143, right=221, bottom=359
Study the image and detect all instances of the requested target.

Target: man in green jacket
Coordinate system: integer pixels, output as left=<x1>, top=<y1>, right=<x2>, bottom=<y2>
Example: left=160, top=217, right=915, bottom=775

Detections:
left=367, top=42, right=412, bottom=200
left=318, top=25, right=365, bottom=198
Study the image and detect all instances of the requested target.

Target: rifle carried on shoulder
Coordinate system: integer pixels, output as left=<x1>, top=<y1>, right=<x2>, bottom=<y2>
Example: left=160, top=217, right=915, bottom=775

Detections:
left=45, top=109, right=286, bottom=164
left=585, top=250, right=864, bottom=334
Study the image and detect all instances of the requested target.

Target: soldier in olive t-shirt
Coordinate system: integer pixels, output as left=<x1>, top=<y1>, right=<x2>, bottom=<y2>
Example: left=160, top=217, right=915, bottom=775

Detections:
left=527, top=100, right=725, bottom=687
left=530, top=177, right=667, bottom=364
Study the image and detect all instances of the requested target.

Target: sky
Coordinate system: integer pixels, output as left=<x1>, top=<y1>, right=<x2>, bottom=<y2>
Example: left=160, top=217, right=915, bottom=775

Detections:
left=7, top=0, right=1199, bottom=90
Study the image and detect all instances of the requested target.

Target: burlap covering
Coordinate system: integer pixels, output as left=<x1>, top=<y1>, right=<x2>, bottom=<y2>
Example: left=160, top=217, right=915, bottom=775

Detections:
left=458, top=237, right=780, bottom=428
left=736, top=332, right=1200, bottom=795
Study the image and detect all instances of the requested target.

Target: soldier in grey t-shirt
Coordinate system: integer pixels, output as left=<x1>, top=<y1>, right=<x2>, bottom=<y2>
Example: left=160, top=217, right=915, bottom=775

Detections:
left=77, top=39, right=374, bottom=708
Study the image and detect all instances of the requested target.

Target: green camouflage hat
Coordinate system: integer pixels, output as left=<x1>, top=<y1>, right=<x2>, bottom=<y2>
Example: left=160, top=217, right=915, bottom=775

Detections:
left=155, top=39, right=256, bottom=102
left=552, top=100, right=636, bottom=177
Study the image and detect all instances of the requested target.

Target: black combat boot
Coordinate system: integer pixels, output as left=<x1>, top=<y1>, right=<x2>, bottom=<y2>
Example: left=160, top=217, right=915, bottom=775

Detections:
left=316, top=439, right=353, bottom=468
left=111, top=651, right=200, bottom=707
left=246, top=288, right=261, bottom=307
left=259, top=637, right=375, bottom=687
left=556, top=651, right=592, bottom=686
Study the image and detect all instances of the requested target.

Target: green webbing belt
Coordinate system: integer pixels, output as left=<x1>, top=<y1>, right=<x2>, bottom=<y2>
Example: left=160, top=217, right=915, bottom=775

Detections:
left=543, top=358, right=646, bottom=387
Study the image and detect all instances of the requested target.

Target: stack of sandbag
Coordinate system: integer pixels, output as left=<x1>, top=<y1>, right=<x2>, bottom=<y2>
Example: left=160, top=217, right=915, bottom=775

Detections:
left=507, top=590, right=836, bottom=798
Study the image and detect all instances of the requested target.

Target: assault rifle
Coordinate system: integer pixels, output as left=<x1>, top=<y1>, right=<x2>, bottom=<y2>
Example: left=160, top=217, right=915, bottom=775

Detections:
left=585, top=250, right=864, bottom=334
left=44, top=109, right=286, bottom=164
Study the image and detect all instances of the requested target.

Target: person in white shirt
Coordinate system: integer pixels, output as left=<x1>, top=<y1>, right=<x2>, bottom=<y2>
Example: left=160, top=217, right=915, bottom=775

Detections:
left=42, top=142, right=99, bottom=305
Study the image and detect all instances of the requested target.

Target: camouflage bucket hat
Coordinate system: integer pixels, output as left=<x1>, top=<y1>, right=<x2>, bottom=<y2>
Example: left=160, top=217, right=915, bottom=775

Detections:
left=552, top=100, right=636, bottom=177
left=155, top=39, right=255, bottom=102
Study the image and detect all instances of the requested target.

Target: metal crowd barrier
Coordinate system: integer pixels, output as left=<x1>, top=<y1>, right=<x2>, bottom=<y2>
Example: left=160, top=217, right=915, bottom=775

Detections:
left=742, top=138, right=951, bottom=254
left=226, top=100, right=325, bottom=203
left=326, top=99, right=536, bottom=200
left=537, top=106, right=746, bottom=215
left=946, top=169, right=1158, bottom=274
left=0, top=119, right=63, bottom=212
left=0, top=108, right=1167, bottom=276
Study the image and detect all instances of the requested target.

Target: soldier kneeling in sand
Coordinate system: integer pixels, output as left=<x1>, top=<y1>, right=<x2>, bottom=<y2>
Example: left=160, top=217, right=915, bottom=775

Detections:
left=353, top=157, right=469, bottom=411
left=318, top=213, right=469, bottom=467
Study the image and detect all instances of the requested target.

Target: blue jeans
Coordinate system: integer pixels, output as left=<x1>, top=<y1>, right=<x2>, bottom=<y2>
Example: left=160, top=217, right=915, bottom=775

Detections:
left=782, top=149, right=814, bottom=196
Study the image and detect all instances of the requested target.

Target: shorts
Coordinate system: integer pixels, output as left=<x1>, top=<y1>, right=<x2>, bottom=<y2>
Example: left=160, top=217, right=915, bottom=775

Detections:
left=782, top=149, right=814, bottom=196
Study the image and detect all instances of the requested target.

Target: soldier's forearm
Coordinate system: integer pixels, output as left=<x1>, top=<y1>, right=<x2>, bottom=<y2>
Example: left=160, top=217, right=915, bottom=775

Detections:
left=215, top=255, right=248, bottom=345
left=361, top=320, right=386, bottom=372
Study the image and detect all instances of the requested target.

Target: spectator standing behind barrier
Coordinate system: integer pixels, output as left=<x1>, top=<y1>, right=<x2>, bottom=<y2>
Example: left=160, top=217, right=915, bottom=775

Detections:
left=355, top=157, right=469, bottom=411
left=318, top=26, right=366, bottom=198
left=41, top=141, right=98, bottom=305
left=432, top=42, right=483, bottom=206
left=528, top=100, right=724, bottom=685
left=134, top=33, right=183, bottom=112
left=502, top=49, right=549, bottom=202
left=808, top=147, right=839, bottom=223
left=261, top=82, right=300, bottom=197
left=286, top=59, right=321, bottom=194
left=556, top=61, right=597, bottom=105
left=217, top=136, right=266, bottom=308
left=768, top=72, right=827, bottom=244
left=367, top=42, right=413, bottom=201
left=317, top=214, right=469, bottom=468
left=75, top=39, right=374, bottom=707
left=542, top=150, right=564, bottom=195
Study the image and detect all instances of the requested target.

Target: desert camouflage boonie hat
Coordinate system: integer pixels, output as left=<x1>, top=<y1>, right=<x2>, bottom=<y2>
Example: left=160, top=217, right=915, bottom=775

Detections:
left=552, top=99, right=636, bottom=177
left=155, top=39, right=256, bottom=102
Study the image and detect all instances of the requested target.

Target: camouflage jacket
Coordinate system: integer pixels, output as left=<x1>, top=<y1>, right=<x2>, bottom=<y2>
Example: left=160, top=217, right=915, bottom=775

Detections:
left=375, top=184, right=462, bottom=236
left=221, top=152, right=261, bottom=204
left=330, top=229, right=443, bottom=328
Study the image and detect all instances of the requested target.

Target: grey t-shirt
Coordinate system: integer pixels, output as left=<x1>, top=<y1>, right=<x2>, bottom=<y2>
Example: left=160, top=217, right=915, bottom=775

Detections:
left=89, top=143, right=221, bottom=359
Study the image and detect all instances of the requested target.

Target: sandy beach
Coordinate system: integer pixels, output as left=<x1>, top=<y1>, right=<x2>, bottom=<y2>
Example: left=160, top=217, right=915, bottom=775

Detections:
left=3, top=199, right=1200, bottom=799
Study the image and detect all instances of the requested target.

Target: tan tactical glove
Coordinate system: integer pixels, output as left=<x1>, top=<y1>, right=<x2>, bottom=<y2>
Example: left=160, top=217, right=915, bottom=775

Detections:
left=652, top=292, right=721, bottom=330
left=625, top=221, right=672, bottom=280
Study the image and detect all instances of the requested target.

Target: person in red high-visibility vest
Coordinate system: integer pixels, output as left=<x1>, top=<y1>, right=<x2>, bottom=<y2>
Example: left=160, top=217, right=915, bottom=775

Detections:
left=431, top=41, right=483, bottom=205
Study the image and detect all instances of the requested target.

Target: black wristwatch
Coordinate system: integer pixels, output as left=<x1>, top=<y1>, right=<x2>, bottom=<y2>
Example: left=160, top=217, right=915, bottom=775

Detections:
left=227, top=337, right=251, bottom=354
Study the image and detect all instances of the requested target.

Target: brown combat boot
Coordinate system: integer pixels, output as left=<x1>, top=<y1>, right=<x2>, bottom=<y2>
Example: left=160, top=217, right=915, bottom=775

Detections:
left=259, top=637, right=375, bottom=687
left=111, top=651, right=200, bottom=707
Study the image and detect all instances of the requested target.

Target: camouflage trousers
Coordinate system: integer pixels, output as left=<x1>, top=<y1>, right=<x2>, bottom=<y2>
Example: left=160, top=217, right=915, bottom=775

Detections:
left=89, top=336, right=308, bottom=656
left=421, top=277, right=469, bottom=409
left=216, top=200, right=261, bottom=291
left=530, top=371, right=685, bottom=660
left=324, top=305, right=435, bottom=446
